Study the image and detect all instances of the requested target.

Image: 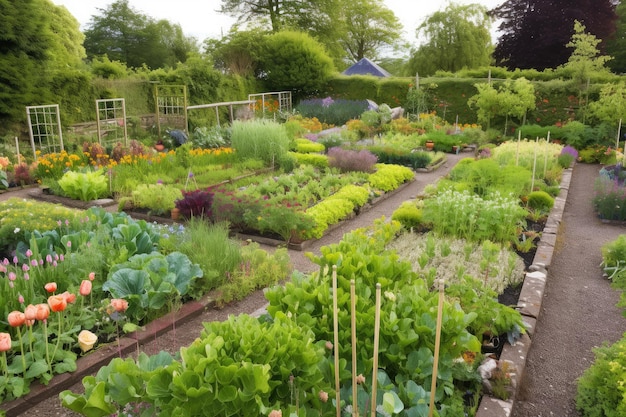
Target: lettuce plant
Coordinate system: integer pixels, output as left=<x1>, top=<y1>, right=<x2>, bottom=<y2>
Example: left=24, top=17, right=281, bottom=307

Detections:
left=58, top=170, right=109, bottom=201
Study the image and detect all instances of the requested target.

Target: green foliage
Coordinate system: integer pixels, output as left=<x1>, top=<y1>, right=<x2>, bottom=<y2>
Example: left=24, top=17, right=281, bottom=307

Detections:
left=391, top=201, right=424, bottom=230
left=288, top=151, right=329, bottom=169
left=577, top=335, right=626, bottom=417
left=216, top=244, right=291, bottom=306
left=407, top=3, right=493, bottom=76
left=468, top=78, right=535, bottom=130
left=102, top=251, right=202, bottom=323
left=593, top=176, right=626, bottom=220
left=330, top=184, right=371, bottom=207
left=231, top=119, right=290, bottom=166
left=58, top=170, right=109, bottom=201
left=368, top=146, right=433, bottom=169
left=448, top=158, right=532, bottom=197
left=304, top=198, right=355, bottom=239
left=423, top=189, right=528, bottom=245
left=90, top=56, right=129, bottom=79
left=260, top=30, right=334, bottom=99
left=367, top=163, right=414, bottom=192
left=131, top=183, right=182, bottom=215
left=192, top=125, right=230, bottom=149
left=526, top=190, right=555, bottom=212
left=293, top=138, right=325, bottom=154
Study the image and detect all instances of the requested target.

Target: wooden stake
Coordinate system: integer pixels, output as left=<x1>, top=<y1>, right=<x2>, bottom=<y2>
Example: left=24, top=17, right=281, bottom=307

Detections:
left=351, top=280, right=358, bottom=417
left=617, top=118, right=622, bottom=150
left=332, top=266, right=341, bottom=417
left=15, top=137, right=21, bottom=164
left=428, top=279, right=445, bottom=417
left=515, top=130, right=521, bottom=166
left=531, top=137, right=538, bottom=191
left=370, top=283, right=382, bottom=417
left=543, top=132, right=550, bottom=178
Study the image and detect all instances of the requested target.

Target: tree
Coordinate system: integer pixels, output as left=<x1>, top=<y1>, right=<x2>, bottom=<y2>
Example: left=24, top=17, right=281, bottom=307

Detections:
left=405, top=3, right=493, bottom=77
left=204, top=30, right=267, bottom=77
left=218, top=0, right=349, bottom=63
left=84, top=0, right=198, bottom=69
left=338, top=0, right=402, bottom=61
left=604, top=1, right=626, bottom=73
left=562, top=21, right=613, bottom=87
left=259, top=31, right=335, bottom=99
left=0, top=0, right=54, bottom=133
left=588, top=83, right=626, bottom=126
left=491, top=0, right=618, bottom=70
left=468, top=78, right=535, bottom=130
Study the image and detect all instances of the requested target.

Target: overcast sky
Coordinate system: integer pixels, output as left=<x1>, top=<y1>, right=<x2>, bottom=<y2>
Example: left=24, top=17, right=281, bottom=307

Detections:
left=51, top=0, right=503, bottom=46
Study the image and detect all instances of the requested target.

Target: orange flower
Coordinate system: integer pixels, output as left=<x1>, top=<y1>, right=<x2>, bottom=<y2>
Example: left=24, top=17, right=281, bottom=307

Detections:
left=8, top=311, right=25, bottom=327
left=48, top=295, right=66, bottom=313
left=110, top=298, right=129, bottom=313
left=0, top=333, right=11, bottom=352
left=88, top=272, right=96, bottom=281
left=35, top=303, right=50, bottom=321
left=61, top=291, right=76, bottom=304
left=24, top=304, right=37, bottom=321
left=79, top=280, right=92, bottom=296
left=44, top=282, right=57, bottom=293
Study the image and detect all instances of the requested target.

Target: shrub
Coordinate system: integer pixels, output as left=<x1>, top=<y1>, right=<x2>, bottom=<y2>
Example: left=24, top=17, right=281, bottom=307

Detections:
left=293, top=138, right=325, bottom=154
left=327, top=147, right=377, bottom=173
left=296, top=98, right=369, bottom=126
left=231, top=119, right=290, bottom=166
left=329, top=184, right=370, bottom=207
left=526, top=190, right=555, bottom=212
left=577, top=336, right=626, bottom=417
left=304, top=198, right=355, bottom=238
left=288, top=151, right=328, bottom=169
left=368, top=163, right=415, bottom=192
left=391, top=201, right=424, bottom=230
left=369, top=146, right=432, bottom=169
left=593, top=176, right=626, bottom=220
left=192, top=125, right=230, bottom=148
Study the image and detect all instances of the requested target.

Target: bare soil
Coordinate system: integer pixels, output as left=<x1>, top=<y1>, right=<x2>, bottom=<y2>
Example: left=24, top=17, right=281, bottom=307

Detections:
left=4, top=158, right=626, bottom=417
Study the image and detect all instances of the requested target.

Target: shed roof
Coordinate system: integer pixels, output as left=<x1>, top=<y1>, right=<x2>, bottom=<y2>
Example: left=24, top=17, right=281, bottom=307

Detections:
left=342, top=58, right=391, bottom=77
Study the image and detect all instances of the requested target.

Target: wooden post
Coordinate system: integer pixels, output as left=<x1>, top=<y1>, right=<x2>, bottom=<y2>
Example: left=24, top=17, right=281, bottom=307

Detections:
left=351, top=280, right=358, bottom=417
left=515, top=130, right=521, bottom=166
left=370, top=283, right=382, bottom=417
left=15, top=137, right=21, bottom=164
left=428, top=279, right=445, bottom=417
left=617, top=119, right=622, bottom=150
left=543, top=132, right=550, bottom=178
left=332, top=266, right=341, bottom=417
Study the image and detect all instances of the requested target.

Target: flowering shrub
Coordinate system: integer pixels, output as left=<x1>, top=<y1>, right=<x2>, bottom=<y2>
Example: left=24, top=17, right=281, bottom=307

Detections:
left=593, top=175, right=626, bottom=220
left=327, top=147, right=377, bottom=173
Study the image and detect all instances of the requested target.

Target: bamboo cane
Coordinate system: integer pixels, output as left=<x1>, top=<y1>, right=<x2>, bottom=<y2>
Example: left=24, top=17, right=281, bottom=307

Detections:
left=370, top=283, right=382, bottom=417
left=531, top=137, right=538, bottom=191
left=332, top=266, right=341, bottom=417
left=543, top=132, right=550, bottom=178
left=515, top=130, right=521, bottom=166
left=351, top=279, right=358, bottom=417
left=617, top=119, right=622, bottom=150
left=428, top=279, right=445, bottom=417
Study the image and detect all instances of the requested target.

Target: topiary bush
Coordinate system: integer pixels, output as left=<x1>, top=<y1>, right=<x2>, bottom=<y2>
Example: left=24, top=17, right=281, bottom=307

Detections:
left=391, top=200, right=424, bottom=230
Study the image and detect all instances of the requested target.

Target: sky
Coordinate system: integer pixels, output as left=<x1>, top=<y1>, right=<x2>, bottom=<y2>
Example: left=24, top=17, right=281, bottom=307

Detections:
left=52, top=0, right=503, bottom=47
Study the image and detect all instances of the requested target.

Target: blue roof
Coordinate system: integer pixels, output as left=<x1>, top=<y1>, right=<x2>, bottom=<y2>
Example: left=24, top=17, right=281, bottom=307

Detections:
left=342, top=58, right=391, bottom=77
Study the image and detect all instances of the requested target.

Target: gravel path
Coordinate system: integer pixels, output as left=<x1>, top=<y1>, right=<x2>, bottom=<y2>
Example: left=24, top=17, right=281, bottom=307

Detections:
left=512, top=162, right=626, bottom=416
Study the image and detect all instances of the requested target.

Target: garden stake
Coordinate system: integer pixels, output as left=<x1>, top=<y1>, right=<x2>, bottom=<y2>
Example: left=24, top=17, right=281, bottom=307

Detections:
left=428, top=279, right=445, bottom=417
left=15, top=137, right=21, bottom=164
left=351, top=279, right=358, bottom=417
left=543, top=133, right=550, bottom=178
left=370, top=283, right=382, bottom=417
left=515, top=130, right=521, bottom=166
left=617, top=118, right=622, bottom=150
left=332, top=266, right=341, bottom=417
left=531, top=137, right=538, bottom=191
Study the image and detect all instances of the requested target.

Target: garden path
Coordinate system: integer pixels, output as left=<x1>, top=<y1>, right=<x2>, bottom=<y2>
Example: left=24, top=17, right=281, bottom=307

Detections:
left=511, top=162, right=626, bottom=416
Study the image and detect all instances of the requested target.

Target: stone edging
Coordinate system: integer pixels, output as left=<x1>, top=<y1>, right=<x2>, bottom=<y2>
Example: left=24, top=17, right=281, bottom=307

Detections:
left=475, top=166, right=573, bottom=417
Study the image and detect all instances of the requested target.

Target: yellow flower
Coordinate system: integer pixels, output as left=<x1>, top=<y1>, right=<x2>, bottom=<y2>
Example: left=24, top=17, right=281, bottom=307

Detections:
left=78, top=330, right=98, bottom=352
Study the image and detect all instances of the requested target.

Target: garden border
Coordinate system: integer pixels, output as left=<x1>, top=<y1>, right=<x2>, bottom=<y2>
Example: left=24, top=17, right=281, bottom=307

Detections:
left=475, top=166, right=573, bottom=417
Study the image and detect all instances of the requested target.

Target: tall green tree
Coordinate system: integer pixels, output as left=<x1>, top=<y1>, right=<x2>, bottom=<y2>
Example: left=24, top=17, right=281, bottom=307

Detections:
left=604, top=1, right=626, bottom=73
left=84, top=0, right=198, bottom=69
left=491, top=0, right=617, bottom=70
left=204, top=30, right=267, bottom=77
left=339, top=0, right=402, bottom=61
left=561, top=21, right=613, bottom=87
left=468, top=78, right=535, bottom=130
left=259, top=31, right=334, bottom=99
left=405, top=3, right=492, bottom=77
left=0, top=0, right=87, bottom=132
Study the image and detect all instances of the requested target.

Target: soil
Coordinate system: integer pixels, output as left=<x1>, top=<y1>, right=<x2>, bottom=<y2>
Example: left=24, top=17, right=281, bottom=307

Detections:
left=3, top=157, right=626, bottom=416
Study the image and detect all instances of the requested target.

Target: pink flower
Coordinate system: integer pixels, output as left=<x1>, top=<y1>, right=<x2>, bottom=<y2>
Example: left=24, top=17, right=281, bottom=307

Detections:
left=59, top=255, right=64, bottom=262
left=79, top=280, right=92, bottom=296
left=23, top=273, right=29, bottom=281
left=325, top=341, right=333, bottom=350
left=12, top=256, right=18, bottom=264
left=22, top=264, right=29, bottom=272
left=8, top=272, right=16, bottom=281
left=30, top=259, right=37, bottom=267
left=0, top=265, right=5, bottom=273
left=268, top=410, right=282, bottom=417
left=18, top=294, right=24, bottom=304
left=46, top=254, right=52, bottom=263
left=356, top=374, right=366, bottom=385
left=319, top=391, right=329, bottom=402
left=25, top=249, right=32, bottom=257
left=2, top=258, right=8, bottom=266
left=44, top=282, right=57, bottom=293
left=66, top=241, right=71, bottom=248
left=88, top=272, right=96, bottom=281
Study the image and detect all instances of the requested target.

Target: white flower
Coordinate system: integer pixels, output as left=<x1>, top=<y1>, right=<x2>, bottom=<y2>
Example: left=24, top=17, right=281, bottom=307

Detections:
left=384, top=291, right=396, bottom=302
left=13, top=228, right=20, bottom=234
left=78, top=330, right=98, bottom=352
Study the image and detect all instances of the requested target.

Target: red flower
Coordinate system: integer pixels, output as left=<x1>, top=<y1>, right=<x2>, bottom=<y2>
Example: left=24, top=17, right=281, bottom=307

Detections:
left=61, top=291, right=76, bottom=304
left=110, top=298, right=129, bottom=313
left=44, top=282, right=57, bottom=293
